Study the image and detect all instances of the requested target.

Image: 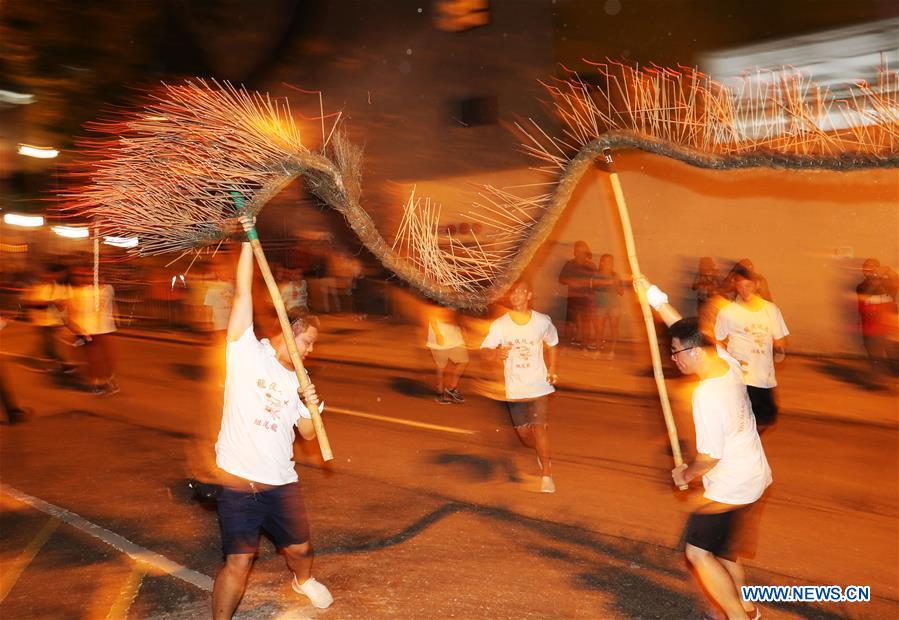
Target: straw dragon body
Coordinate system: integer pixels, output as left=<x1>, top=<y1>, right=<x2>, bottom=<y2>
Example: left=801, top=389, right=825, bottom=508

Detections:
left=67, top=65, right=899, bottom=308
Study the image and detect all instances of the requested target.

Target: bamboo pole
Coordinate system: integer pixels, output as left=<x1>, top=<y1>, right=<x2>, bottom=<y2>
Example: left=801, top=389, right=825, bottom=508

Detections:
left=235, top=195, right=333, bottom=461
left=600, top=149, right=686, bottom=488
left=93, top=229, right=100, bottom=312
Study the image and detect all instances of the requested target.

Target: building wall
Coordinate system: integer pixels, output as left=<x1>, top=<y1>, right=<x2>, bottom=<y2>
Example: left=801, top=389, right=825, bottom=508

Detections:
left=408, top=151, right=898, bottom=355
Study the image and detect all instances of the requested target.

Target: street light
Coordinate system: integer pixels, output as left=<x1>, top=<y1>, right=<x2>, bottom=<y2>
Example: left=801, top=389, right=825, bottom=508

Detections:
left=51, top=225, right=90, bottom=239
left=17, top=143, right=59, bottom=159
left=103, top=236, right=138, bottom=248
left=0, top=89, right=34, bottom=105
left=3, top=213, right=44, bottom=227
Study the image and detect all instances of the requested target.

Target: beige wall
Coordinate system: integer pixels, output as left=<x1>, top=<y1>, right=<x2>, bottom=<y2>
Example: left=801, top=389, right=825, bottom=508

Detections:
left=407, top=152, right=898, bottom=355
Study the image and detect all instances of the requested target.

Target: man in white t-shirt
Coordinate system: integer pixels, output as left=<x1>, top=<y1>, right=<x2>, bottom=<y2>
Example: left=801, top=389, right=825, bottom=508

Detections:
left=638, top=279, right=770, bottom=620
left=67, top=268, right=118, bottom=395
left=714, top=265, right=788, bottom=432
left=426, top=304, right=469, bottom=404
left=481, top=280, right=559, bottom=493
left=26, top=264, right=73, bottom=374
left=212, top=216, right=332, bottom=618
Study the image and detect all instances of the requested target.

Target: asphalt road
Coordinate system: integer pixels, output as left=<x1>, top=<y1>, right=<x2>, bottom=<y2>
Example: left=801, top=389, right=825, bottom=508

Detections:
left=1, top=325, right=896, bottom=619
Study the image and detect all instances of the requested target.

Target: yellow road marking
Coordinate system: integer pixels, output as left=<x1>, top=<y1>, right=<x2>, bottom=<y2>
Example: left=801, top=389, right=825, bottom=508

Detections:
left=106, top=563, right=148, bottom=619
left=326, top=405, right=477, bottom=435
left=0, top=516, right=60, bottom=602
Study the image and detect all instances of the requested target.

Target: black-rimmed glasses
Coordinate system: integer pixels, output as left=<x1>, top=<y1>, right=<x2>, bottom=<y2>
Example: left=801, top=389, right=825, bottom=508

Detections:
left=670, top=346, right=695, bottom=358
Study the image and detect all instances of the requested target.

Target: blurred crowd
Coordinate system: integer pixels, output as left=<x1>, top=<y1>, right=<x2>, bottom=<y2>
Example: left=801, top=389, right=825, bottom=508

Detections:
left=2, top=239, right=897, bottom=426
left=554, top=241, right=898, bottom=384
left=0, top=243, right=396, bottom=420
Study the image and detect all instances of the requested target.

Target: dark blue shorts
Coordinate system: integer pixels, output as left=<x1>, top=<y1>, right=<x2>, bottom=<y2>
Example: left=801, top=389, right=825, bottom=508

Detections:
left=507, top=397, right=549, bottom=427
left=217, top=482, right=310, bottom=555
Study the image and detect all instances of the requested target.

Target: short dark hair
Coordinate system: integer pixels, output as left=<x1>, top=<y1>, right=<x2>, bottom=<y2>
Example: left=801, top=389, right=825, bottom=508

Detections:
left=730, top=264, right=753, bottom=281
left=862, top=258, right=880, bottom=271
left=288, top=310, right=320, bottom=336
left=669, top=317, right=714, bottom=349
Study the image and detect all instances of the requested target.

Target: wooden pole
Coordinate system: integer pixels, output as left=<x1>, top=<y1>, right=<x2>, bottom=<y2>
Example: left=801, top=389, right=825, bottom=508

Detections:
left=93, top=228, right=100, bottom=312
left=235, top=194, right=333, bottom=461
left=600, top=149, right=686, bottom=488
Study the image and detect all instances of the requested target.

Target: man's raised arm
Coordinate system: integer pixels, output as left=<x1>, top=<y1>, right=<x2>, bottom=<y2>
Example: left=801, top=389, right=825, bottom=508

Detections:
left=226, top=216, right=256, bottom=342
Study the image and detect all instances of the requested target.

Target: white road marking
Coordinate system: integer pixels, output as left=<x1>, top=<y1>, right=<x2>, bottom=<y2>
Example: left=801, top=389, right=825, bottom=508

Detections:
left=325, top=406, right=477, bottom=435
left=0, top=484, right=213, bottom=592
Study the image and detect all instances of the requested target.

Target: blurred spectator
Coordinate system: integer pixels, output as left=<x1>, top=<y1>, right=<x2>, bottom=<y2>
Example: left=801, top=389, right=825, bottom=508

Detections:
left=330, top=252, right=362, bottom=316
left=714, top=265, right=788, bottom=432
left=279, top=266, right=309, bottom=313
left=24, top=264, right=74, bottom=374
left=0, top=315, right=30, bottom=424
left=722, top=258, right=772, bottom=302
left=425, top=304, right=469, bottom=404
left=314, top=254, right=340, bottom=313
left=691, top=257, right=721, bottom=311
left=692, top=256, right=726, bottom=338
left=558, top=241, right=596, bottom=347
left=148, top=275, right=186, bottom=328
left=204, top=267, right=235, bottom=341
left=67, top=268, right=119, bottom=395
left=590, top=254, right=624, bottom=359
left=856, top=258, right=898, bottom=379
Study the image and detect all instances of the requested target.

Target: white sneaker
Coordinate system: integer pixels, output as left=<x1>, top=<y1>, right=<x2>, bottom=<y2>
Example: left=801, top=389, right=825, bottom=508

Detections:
left=292, top=575, right=334, bottom=609
left=540, top=476, right=556, bottom=493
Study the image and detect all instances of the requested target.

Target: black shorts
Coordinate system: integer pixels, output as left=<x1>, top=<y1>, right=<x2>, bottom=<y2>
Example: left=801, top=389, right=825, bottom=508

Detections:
left=746, top=386, right=778, bottom=428
left=684, top=501, right=763, bottom=561
left=217, top=482, right=310, bottom=555
left=507, top=397, right=549, bottom=427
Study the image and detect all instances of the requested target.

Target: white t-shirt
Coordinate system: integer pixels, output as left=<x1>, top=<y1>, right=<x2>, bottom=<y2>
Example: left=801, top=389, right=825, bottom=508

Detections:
left=427, top=320, right=465, bottom=350
left=68, top=285, right=116, bottom=335
left=29, top=282, right=69, bottom=327
left=714, top=300, right=789, bottom=388
left=203, top=280, right=234, bottom=331
left=481, top=311, right=559, bottom=400
left=693, top=353, right=773, bottom=505
left=215, top=325, right=314, bottom=485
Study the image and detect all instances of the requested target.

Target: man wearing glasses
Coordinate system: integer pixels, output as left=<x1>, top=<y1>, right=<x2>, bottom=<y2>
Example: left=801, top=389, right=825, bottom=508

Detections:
left=638, top=279, right=770, bottom=620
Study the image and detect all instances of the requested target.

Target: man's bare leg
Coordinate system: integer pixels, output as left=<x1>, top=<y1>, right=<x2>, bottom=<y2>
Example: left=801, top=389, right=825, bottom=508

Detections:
left=608, top=316, right=620, bottom=354
left=283, top=541, right=313, bottom=582
left=212, top=553, right=253, bottom=619
left=514, top=424, right=535, bottom=449
left=446, top=361, right=467, bottom=391
left=720, top=557, right=757, bottom=614
left=685, top=544, right=748, bottom=619
left=532, top=423, right=551, bottom=476
left=435, top=364, right=445, bottom=394
left=593, top=315, right=607, bottom=350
